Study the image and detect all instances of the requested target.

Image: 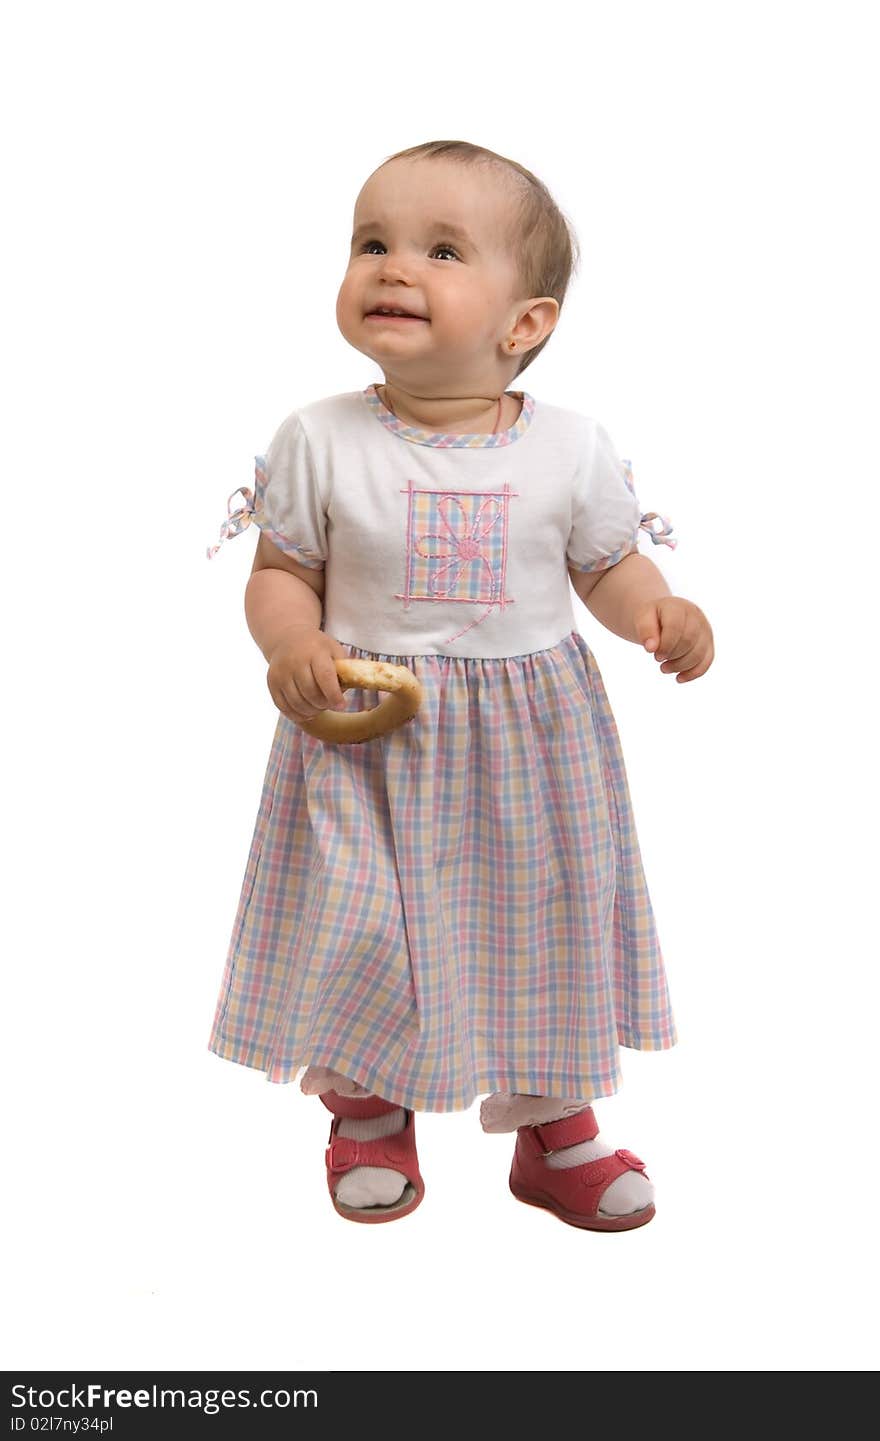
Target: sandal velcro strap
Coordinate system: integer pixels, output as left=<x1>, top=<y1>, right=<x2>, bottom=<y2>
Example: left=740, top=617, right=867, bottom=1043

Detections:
left=319, top=1089, right=402, bottom=1120
left=568, top=1150, right=650, bottom=1216
left=529, top=1106, right=599, bottom=1154
left=326, top=1137, right=364, bottom=1173
left=325, top=1115, right=421, bottom=1187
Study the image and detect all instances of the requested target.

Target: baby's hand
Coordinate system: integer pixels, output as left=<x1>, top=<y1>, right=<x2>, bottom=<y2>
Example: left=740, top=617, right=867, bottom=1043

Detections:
left=634, top=597, right=714, bottom=683
left=266, top=626, right=350, bottom=722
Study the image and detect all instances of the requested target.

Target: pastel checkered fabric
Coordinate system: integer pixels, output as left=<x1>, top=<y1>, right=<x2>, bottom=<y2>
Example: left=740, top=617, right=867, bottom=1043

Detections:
left=208, top=629, right=676, bottom=1111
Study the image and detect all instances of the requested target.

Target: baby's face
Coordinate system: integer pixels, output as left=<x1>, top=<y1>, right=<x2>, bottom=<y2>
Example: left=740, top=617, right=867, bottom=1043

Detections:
left=337, top=159, right=525, bottom=384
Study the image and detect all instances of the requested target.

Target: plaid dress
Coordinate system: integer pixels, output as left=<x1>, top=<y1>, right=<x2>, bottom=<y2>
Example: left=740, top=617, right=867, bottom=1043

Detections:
left=206, top=384, right=678, bottom=1111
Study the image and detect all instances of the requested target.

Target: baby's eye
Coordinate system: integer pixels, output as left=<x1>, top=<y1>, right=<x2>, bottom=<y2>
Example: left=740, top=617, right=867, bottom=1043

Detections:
left=358, top=241, right=460, bottom=261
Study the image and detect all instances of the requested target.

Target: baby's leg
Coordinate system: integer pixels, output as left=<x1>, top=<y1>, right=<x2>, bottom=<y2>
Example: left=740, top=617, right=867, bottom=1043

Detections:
left=300, top=1065, right=370, bottom=1098
left=479, top=1093, right=590, bottom=1131
left=302, top=1068, right=409, bottom=1208
left=480, top=1092, right=653, bottom=1217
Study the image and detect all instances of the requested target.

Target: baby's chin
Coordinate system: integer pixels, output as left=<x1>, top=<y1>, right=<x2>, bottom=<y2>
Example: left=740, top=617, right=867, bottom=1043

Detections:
left=339, top=323, right=430, bottom=358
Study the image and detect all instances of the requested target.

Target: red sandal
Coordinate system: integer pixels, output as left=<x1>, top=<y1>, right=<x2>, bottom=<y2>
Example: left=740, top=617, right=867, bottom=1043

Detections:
left=509, top=1107, right=655, bottom=1232
left=320, top=1090, right=425, bottom=1224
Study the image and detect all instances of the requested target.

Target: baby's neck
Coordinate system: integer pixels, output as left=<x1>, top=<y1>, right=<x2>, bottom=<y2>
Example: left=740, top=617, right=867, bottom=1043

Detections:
left=378, top=383, right=520, bottom=434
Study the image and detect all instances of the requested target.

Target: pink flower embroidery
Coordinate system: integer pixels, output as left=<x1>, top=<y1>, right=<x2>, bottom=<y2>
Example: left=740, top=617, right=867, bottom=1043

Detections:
left=396, top=481, right=517, bottom=645
left=413, top=494, right=503, bottom=600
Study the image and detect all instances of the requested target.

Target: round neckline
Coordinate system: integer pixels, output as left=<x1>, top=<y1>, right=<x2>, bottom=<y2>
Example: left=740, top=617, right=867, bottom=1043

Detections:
left=362, top=382, right=534, bottom=448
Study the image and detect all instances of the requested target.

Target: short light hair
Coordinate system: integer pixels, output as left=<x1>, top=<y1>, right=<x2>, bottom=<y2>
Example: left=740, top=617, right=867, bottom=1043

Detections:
left=377, top=139, right=581, bottom=377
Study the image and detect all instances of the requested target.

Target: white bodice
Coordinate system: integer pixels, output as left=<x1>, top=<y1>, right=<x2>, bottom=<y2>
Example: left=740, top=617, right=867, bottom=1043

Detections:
left=207, top=383, right=676, bottom=659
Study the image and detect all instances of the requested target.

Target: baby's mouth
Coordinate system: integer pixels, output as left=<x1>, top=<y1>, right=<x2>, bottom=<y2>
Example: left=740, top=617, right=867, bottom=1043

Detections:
left=365, top=307, right=429, bottom=323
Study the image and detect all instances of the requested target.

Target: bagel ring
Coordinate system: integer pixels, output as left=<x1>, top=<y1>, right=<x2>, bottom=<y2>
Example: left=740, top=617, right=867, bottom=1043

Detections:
left=295, top=658, right=424, bottom=745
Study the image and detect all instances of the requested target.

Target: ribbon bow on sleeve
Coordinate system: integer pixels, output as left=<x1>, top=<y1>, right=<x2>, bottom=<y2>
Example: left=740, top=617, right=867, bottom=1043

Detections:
left=206, top=486, right=257, bottom=560
left=638, top=511, right=677, bottom=549
left=620, top=457, right=677, bottom=551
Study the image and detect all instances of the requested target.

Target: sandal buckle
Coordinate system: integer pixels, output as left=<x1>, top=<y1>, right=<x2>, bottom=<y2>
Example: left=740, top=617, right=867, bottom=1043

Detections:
left=616, top=1148, right=647, bottom=1173
left=326, top=1137, right=360, bottom=1172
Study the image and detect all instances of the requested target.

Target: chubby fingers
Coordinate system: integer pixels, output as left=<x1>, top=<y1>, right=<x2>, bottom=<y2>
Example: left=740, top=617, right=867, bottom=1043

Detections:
left=633, top=603, right=663, bottom=653
left=270, top=657, right=347, bottom=721
left=654, top=602, right=714, bottom=683
left=312, top=653, right=348, bottom=712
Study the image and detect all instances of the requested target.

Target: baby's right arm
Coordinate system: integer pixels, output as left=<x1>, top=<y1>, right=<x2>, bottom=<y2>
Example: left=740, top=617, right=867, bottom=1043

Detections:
left=246, top=533, right=348, bottom=723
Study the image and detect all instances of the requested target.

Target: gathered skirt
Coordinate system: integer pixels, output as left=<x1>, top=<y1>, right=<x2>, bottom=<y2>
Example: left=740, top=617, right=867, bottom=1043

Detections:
left=207, top=628, right=676, bottom=1110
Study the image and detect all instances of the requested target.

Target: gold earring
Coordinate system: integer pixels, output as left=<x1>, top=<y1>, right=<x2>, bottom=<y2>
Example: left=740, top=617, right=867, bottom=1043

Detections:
left=508, top=339, right=516, bottom=350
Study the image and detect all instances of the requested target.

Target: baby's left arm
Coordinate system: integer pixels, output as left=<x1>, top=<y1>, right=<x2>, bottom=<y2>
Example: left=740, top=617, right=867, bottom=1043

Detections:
left=569, top=553, right=714, bottom=684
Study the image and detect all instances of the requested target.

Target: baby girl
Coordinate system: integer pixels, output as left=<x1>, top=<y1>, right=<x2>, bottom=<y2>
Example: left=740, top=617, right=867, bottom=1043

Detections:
left=207, top=138, right=714, bottom=1230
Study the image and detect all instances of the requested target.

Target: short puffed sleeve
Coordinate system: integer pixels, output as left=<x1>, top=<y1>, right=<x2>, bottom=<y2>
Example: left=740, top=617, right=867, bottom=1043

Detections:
left=206, top=411, right=328, bottom=567
left=566, top=420, right=676, bottom=574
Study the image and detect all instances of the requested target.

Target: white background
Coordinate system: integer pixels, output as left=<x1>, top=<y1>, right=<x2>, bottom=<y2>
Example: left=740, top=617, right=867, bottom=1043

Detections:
left=2, top=0, right=877, bottom=1374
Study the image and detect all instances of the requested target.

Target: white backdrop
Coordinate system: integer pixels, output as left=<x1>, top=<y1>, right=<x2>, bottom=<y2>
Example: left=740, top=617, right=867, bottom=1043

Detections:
left=2, top=0, right=877, bottom=1373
